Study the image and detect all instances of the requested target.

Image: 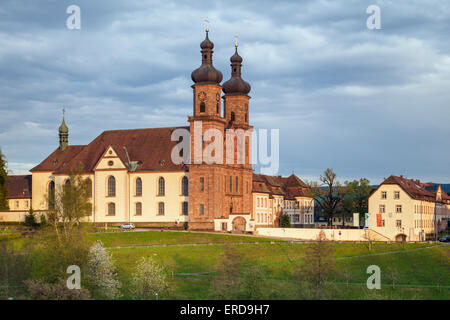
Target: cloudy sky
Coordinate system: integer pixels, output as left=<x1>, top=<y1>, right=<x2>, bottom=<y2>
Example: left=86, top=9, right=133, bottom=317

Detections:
left=0, top=0, right=449, bottom=184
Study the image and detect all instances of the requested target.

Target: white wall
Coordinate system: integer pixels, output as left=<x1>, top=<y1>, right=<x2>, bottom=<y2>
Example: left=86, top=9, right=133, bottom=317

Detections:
left=255, top=227, right=390, bottom=241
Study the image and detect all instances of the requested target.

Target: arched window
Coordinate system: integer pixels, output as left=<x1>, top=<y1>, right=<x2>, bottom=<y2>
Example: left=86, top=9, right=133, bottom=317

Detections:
left=108, top=176, right=116, bottom=197
left=86, top=178, right=92, bottom=198
left=48, top=181, right=55, bottom=209
left=235, top=176, right=238, bottom=192
left=200, top=102, right=206, bottom=113
left=158, top=177, right=165, bottom=196
left=158, top=202, right=165, bottom=215
left=182, top=201, right=188, bottom=215
left=135, top=202, right=142, bottom=216
left=230, top=112, right=235, bottom=122
left=107, top=203, right=115, bottom=216
left=216, top=103, right=220, bottom=114
left=136, top=177, right=142, bottom=196
left=181, top=176, right=188, bottom=196
left=65, top=179, right=71, bottom=186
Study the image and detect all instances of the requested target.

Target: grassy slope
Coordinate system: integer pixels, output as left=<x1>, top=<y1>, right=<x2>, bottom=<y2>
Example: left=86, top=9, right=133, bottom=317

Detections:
left=103, top=234, right=449, bottom=299
left=86, top=230, right=277, bottom=247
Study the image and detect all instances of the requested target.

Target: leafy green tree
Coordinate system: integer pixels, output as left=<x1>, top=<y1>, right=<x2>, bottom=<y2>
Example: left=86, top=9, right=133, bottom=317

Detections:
left=280, top=213, right=291, bottom=228
left=341, top=178, right=373, bottom=226
left=24, top=209, right=38, bottom=227
left=0, top=148, right=9, bottom=210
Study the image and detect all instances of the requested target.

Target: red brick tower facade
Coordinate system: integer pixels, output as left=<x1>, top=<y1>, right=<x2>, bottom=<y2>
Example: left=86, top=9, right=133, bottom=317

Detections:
left=188, top=30, right=253, bottom=230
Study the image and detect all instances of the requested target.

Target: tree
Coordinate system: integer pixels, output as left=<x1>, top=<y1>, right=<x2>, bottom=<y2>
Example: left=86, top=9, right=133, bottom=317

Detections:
left=209, top=245, right=242, bottom=299
left=307, top=168, right=346, bottom=227
left=209, top=245, right=267, bottom=299
left=297, top=233, right=337, bottom=299
left=280, top=213, right=291, bottom=228
left=86, top=241, right=121, bottom=299
left=239, top=266, right=266, bottom=299
left=339, top=266, right=354, bottom=289
left=46, top=168, right=92, bottom=242
left=386, top=267, right=399, bottom=289
left=131, top=257, right=169, bottom=300
left=24, top=209, right=38, bottom=227
left=342, top=178, right=373, bottom=226
left=25, top=279, right=90, bottom=300
left=0, top=148, right=9, bottom=210
left=0, top=240, right=32, bottom=299
left=30, top=229, right=90, bottom=284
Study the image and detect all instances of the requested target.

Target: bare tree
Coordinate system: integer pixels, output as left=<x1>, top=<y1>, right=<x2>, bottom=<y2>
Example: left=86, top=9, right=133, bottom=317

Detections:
left=386, top=267, right=399, bottom=289
left=307, top=168, right=346, bottom=227
left=340, top=267, right=354, bottom=289
left=297, top=233, right=337, bottom=299
left=46, top=168, right=92, bottom=243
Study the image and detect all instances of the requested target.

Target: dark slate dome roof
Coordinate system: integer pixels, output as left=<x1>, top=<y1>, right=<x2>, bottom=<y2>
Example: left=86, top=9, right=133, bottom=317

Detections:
left=222, top=47, right=251, bottom=95
left=222, top=77, right=251, bottom=95
left=191, top=31, right=223, bottom=84
left=191, top=65, right=223, bottom=84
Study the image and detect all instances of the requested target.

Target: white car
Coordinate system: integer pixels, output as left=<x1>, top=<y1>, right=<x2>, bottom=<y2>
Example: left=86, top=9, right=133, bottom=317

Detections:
left=120, top=223, right=135, bottom=230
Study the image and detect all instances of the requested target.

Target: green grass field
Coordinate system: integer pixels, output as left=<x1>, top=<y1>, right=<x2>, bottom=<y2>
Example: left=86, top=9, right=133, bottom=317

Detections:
left=86, top=230, right=278, bottom=247
left=83, top=231, right=450, bottom=300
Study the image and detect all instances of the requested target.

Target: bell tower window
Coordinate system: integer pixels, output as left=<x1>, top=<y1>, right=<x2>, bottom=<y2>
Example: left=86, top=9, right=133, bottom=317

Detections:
left=200, top=102, right=206, bottom=113
left=230, top=112, right=235, bottom=122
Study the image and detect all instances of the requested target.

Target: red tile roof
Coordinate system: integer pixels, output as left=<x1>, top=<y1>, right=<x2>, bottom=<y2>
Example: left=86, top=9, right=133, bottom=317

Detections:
left=30, top=145, right=85, bottom=172
left=252, top=173, right=310, bottom=199
left=6, top=175, right=32, bottom=199
left=379, top=175, right=445, bottom=202
left=31, top=127, right=189, bottom=174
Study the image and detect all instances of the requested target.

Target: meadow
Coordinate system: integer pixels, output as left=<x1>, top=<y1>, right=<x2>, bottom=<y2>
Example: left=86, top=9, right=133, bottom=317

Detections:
left=85, top=231, right=450, bottom=300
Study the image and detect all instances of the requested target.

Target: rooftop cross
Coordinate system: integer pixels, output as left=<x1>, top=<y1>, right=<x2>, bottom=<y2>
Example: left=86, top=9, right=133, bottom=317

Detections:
left=235, top=32, right=239, bottom=47
left=205, top=17, right=209, bottom=32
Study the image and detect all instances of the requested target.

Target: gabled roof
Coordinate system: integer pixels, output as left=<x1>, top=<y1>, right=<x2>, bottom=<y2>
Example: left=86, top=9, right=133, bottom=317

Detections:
left=30, top=145, right=85, bottom=172
left=378, top=175, right=445, bottom=202
left=252, top=173, right=310, bottom=199
left=32, top=127, right=189, bottom=174
left=6, top=175, right=32, bottom=199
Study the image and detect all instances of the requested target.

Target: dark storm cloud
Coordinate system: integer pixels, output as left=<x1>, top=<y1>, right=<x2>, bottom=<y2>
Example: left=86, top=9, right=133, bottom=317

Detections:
left=0, top=0, right=449, bottom=183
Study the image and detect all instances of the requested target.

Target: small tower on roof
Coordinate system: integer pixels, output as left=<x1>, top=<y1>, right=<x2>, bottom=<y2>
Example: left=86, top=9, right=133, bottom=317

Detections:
left=59, top=106, right=69, bottom=151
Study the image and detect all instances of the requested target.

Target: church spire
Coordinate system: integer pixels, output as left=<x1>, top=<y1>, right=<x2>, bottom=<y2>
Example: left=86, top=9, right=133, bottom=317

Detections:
left=222, top=38, right=251, bottom=95
left=59, top=106, right=69, bottom=151
left=191, top=21, right=223, bottom=84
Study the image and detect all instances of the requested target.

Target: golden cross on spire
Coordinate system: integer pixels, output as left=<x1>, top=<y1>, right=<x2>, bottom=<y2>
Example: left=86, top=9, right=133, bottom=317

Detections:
left=235, top=32, right=239, bottom=47
left=204, top=17, right=209, bottom=32
left=62, top=105, right=65, bottom=120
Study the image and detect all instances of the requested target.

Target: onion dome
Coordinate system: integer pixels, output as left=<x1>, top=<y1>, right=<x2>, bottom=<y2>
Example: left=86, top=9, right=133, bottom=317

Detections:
left=191, top=30, right=223, bottom=84
left=59, top=114, right=68, bottom=134
left=222, top=46, right=251, bottom=95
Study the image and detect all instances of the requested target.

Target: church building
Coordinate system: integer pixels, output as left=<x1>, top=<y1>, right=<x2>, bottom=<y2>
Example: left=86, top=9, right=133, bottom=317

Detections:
left=1, top=28, right=313, bottom=232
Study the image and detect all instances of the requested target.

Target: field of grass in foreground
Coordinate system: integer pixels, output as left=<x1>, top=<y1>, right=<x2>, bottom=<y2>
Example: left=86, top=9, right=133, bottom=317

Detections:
left=86, top=230, right=278, bottom=247
left=102, top=233, right=449, bottom=300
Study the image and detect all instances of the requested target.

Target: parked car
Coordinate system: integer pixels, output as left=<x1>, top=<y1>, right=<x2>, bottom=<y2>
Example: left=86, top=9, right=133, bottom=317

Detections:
left=439, top=236, right=450, bottom=243
left=120, top=223, right=135, bottom=230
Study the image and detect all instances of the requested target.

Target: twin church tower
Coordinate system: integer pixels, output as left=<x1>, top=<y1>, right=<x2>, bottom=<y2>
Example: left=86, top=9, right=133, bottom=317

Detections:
left=187, top=27, right=254, bottom=230
left=50, top=27, right=255, bottom=231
